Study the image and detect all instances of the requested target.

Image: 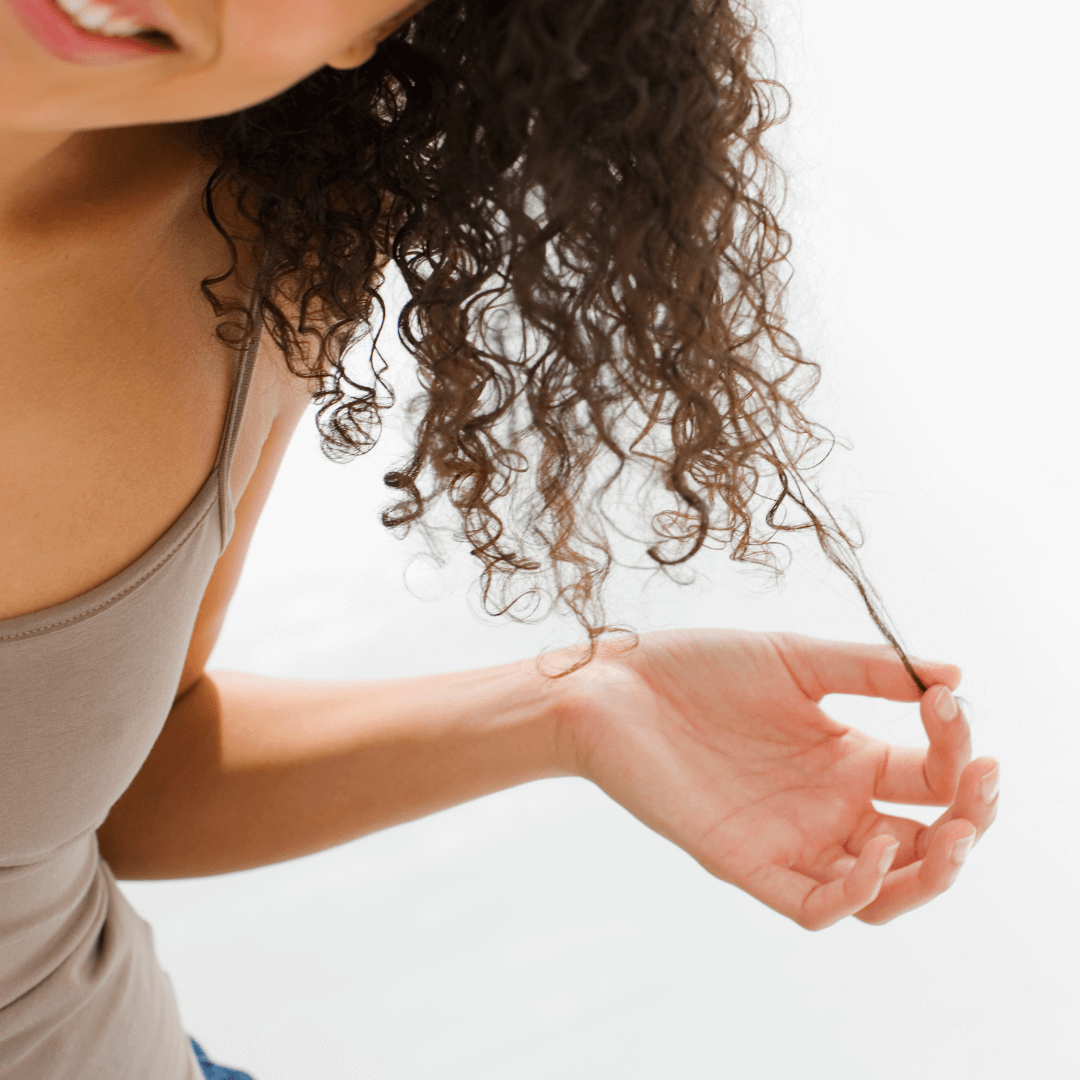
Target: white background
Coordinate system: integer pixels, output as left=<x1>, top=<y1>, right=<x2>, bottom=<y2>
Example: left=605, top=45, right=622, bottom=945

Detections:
left=121, top=2, right=1079, bottom=1076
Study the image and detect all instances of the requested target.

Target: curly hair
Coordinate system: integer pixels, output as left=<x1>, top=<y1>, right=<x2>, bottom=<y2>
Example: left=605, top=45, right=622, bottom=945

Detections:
left=197, top=0, right=925, bottom=688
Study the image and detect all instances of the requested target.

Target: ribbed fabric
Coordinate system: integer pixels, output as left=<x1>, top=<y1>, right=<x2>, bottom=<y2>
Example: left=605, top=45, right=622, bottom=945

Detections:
left=0, top=324, right=262, bottom=1079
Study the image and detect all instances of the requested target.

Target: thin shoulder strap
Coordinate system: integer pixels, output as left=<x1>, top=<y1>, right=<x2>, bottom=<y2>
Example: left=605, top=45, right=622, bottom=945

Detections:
left=215, top=312, right=265, bottom=553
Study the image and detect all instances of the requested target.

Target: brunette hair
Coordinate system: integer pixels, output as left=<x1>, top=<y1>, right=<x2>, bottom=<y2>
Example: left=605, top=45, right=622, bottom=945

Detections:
left=198, top=0, right=925, bottom=687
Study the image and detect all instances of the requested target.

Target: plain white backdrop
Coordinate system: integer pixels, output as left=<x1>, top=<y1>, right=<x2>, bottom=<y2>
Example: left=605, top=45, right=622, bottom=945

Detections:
left=121, top=2, right=1079, bottom=1076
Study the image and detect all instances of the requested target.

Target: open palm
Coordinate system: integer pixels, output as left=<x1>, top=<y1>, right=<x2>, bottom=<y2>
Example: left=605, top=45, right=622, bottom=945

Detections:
left=566, top=630, right=999, bottom=928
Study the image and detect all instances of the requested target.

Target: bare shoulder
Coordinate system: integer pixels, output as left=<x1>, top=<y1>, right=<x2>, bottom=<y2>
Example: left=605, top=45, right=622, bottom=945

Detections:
left=176, top=331, right=312, bottom=699
left=227, top=322, right=313, bottom=511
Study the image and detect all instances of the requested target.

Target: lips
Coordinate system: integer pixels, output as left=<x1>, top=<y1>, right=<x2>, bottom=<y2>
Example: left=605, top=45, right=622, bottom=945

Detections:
left=7, top=0, right=178, bottom=64
left=56, top=0, right=154, bottom=38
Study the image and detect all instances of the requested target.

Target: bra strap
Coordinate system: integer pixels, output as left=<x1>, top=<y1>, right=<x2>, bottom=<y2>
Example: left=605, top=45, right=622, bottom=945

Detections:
left=215, top=312, right=265, bottom=554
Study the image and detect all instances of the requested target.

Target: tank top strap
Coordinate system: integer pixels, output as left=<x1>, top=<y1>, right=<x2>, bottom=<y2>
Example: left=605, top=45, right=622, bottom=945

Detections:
left=214, top=310, right=265, bottom=553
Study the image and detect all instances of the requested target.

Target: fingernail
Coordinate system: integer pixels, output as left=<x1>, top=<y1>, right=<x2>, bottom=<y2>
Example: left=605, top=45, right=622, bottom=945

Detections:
left=951, top=832, right=975, bottom=865
left=878, top=841, right=900, bottom=874
left=935, top=686, right=958, bottom=722
left=980, top=767, right=999, bottom=803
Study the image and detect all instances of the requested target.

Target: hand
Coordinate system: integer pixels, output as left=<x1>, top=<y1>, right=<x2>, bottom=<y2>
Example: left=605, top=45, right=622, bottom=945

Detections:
left=561, top=630, right=999, bottom=929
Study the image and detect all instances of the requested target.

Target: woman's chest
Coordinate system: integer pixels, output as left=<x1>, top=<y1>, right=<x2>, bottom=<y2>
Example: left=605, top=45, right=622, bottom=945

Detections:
left=0, top=214, right=279, bottom=623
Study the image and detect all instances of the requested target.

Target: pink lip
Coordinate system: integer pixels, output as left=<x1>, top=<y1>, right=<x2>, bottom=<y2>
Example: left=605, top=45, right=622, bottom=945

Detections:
left=7, top=0, right=176, bottom=65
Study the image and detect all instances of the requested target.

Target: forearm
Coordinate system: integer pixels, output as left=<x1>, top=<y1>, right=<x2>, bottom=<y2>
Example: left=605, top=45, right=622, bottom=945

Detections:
left=97, top=659, right=578, bottom=879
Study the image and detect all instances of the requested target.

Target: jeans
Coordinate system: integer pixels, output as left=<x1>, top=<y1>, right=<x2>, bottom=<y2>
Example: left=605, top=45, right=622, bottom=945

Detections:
left=190, top=1038, right=256, bottom=1080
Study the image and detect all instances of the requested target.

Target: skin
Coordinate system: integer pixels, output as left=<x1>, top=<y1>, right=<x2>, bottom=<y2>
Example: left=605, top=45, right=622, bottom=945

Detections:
left=0, top=0, right=430, bottom=130
left=0, top=0, right=998, bottom=934
left=0, top=0, right=431, bottom=619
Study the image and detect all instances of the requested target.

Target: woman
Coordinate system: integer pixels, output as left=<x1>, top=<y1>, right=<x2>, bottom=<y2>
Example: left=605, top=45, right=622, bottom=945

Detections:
left=0, top=1, right=999, bottom=1077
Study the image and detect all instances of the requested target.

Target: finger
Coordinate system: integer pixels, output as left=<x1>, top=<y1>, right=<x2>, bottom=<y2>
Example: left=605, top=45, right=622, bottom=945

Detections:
left=771, top=633, right=962, bottom=704
left=905, top=756, right=1000, bottom=862
left=920, top=686, right=973, bottom=800
left=873, top=685, right=973, bottom=805
left=849, top=757, right=998, bottom=869
left=846, top=811, right=930, bottom=868
left=855, top=818, right=978, bottom=925
left=750, top=834, right=900, bottom=931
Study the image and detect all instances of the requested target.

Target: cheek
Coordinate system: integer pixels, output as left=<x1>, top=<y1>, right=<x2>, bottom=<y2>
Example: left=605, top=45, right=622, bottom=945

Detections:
left=0, top=0, right=377, bottom=131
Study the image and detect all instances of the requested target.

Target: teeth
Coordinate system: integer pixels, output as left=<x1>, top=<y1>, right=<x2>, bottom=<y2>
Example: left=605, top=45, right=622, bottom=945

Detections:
left=101, top=14, right=147, bottom=36
left=57, top=0, right=153, bottom=37
left=74, top=3, right=113, bottom=30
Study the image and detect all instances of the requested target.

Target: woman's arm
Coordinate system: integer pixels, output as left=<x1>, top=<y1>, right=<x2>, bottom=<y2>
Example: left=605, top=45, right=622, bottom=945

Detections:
left=97, top=349, right=997, bottom=920
left=97, top=660, right=574, bottom=879
left=100, top=629, right=998, bottom=929
left=96, top=329, right=580, bottom=879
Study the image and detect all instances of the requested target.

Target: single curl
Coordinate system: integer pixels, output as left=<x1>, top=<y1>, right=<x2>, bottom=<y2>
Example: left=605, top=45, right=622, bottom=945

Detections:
left=197, top=0, right=925, bottom=687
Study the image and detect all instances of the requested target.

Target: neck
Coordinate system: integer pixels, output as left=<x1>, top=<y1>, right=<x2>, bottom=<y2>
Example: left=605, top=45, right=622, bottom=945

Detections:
left=0, top=122, right=204, bottom=234
left=0, top=127, right=75, bottom=217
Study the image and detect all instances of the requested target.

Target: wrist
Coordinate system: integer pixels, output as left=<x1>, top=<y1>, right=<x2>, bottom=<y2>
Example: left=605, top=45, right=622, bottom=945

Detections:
left=543, top=641, right=641, bottom=783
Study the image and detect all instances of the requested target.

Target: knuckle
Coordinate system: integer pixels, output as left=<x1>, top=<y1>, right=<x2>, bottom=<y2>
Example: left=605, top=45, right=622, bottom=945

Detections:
left=914, top=825, right=930, bottom=859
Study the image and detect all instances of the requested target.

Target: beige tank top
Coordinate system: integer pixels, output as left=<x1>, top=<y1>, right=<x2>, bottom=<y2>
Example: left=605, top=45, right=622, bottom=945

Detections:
left=0, top=322, right=264, bottom=1079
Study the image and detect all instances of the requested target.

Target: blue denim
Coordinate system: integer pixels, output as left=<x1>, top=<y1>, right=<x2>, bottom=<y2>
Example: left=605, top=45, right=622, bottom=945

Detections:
left=190, top=1038, right=256, bottom=1080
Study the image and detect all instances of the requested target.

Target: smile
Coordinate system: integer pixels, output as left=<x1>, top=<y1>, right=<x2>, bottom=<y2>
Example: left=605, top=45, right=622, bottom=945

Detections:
left=7, top=0, right=177, bottom=63
left=55, top=0, right=153, bottom=38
